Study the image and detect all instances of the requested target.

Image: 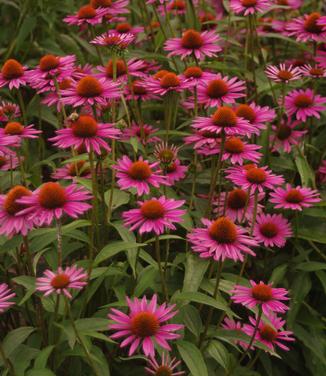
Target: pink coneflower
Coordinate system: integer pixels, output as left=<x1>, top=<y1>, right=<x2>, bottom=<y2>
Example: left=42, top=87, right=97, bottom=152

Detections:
left=96, top=58, right=146, bottom=82
left=145, top=353, right=185, bottom=376
left=52, top=161, right=91, bottom=181
left=184, top=130, right=220, bottom=151
left=270, top=184, right=320, bottom=211
left=197, top=74, right=246, bottom=108
left=274, top=0, right=302, bottom=10
left=28, top=54, right=75, bottom=92
left=265, top=64, right=301, bottom=83
left=192, top=107, right=253, bottom=137
left=0, top=152, right=19, bottom=171
left=243, top=314, right=295, bottom=352
left=0, top=59, right=30, bottom=90
left=145, top=71, right=191, bottom=96
left=61, top=75, right=121, bottom=107
left=254, top=213, right=292, bottom=248
left=114, top=22, right=144, bottom=37
left=72, top=64, right=94, bottom=79
left=41, top=78, right=73, bottom=111
left=0, top=185, right=34, bottom=238
left=17, top=182, right=92, bottom=226
left=286, top=13, right=326, bottom=42
left=0, top=101, right=20, bottom=122
left=91, top=31, right=134, bottom=50
left=226, top=165, right=284, bottom=193
left=180, top=66, right=215, bottom=87
left=232, top=281, right=289, bottom=316
left=0, top=122, right=41, bottom=146
left=187, top=216, right=257, bottom=262
left=164, top=29, right=221, bottom=60
left=271, top=119, right=306, bottom=153
left=0, top=283, right=15, bottom=313
left=318, top=160, right=326, bottom=184
left=159, top=1, right=187, bottom=16
left=217, top=137, right=262, bottom=165
left=164, top=159, right=188, bottom=185
left=284, top=89, right=326, bottom=122
left=109, top=295, right=183, bottom=357
left=122, top=123, right=160, bottom=144
left=36, top=266, right=87, bottom=299
left=230, top=0, right=272, bottom=16
left=90, top=0, right=129, bottom=15
left=154, top=142, right=179, bottom=164
left=122, top=196, right=185, bottom=235
left=299, top=64, right=326, bottom=78
left=124, top=80, right=159, bottom=101
left=316, top=49, right=326, bottom=69
left=64, top=5, right=107, bottom=26
left=213, top=189, right=264, bottom=222
left=222, top=318, right=247, bottom=349
left=113, top=156, right=168, bottom=196
left=50, top=115, right=120, bottom=155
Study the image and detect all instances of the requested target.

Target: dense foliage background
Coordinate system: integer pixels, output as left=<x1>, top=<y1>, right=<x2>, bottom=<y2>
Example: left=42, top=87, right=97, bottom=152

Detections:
left=0, top=1, right=325, bottom=375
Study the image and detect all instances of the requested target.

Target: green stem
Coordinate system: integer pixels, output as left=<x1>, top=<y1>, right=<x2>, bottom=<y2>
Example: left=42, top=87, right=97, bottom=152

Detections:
left=65, top=298, right=100, bottom=376
left=88, top=147, right=98, bottom=275
left=0, top=341, right=16, bottom=376
left=17, top=89, right=27, bottom=125
left=155, top=236, right=168, bottom=301
left=56, top=218, right=63, bottom=268
left=198, top=260, right=223, bottom=348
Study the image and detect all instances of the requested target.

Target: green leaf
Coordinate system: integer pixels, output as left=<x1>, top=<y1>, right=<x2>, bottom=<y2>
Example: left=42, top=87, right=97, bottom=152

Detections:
left=182, top=253, right=209, bottom=293
left=177, top=340, right=208, bottom=376
left=179, top=305, right=203, bottom=338
left=34, top=346, right=55, bottom=369
left=207, top=340, right=230, bottom=370
left=294, top=150, right=315, bottom=188
left=2, top=327, right=35, bottom=358
left=27, top=370, right=56, bottom=376
left=173, top=291, right=232, bottom=315
left=295, top=262, right=326, bottom=272
left=94, top=241, right=146, bottom=265
left=104, top=188, right=130, bottom=211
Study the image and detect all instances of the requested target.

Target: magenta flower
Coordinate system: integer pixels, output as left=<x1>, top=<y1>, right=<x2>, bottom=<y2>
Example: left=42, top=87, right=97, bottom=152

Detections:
left=299, top=64, right=326, bottom=78
left=164, top=29, right=221, bottom=60
left=144, top=72, right=191, bottom=96
left=50, top=115, right=120, bottom=155
left=122, top=196, right=185, bottom=235
left=197, top=74, right=246, bottom=108
left=52, top=161, right=91, bottom=181
left=0, top=185, right=35, bottom=238
left=218, top=136, right=262, bottom=165
left=214, top=189, right=264, bottom=222
left=0, top=283, right=15, bottom=313
left=226, top=165, right=284, bottom=193
left=243, top=314, right=295, bottom=352
left=121, top=123, right=160, bottom=144
left=284, top=89, right=326, bottom=121
left=232, top=280, right=289, bottom=315
left=18, top=182, right=92, bottom=226
left=192, top=107, right=254, bottom=137
left=271, top=119, right=306, bottom=153
left=124, top=80, right=159, bottom=101
left=159, top=1, right=187, bottom=15
left=61, top=75, right=121, bottom=107
left=28, top=54, right=75, bottom=93
left=0, top=59, right=30, bottom=90
left=91, top=31, right=134, bottom=49
left=286, top=12, right=326, bottom=42
left=113, top=156, right=168, bottom=196
left=64, top=5, right=107, bottom=26
left=265, top=63, right=301, bottom=83
left=254, top=213, right=292, bottom=247
left=230, top=0, right=272, bottom=16
left=0, top=122, right=41, bottom=146
left=316, top=49, right=326, bottom=69
left=96, top=58, right=146, bottom=83
left=180, top=66, right=216, bottom=87
left=90, top=0, right=129, bottom=16
left=36, top=266, right=88, bottom=299
left=0, top=152, right=19, bottom=171
left=165, top=159, right=188, bottom=185
left=108, top=295, right=183, bottom=357
left=187, top=216, right=257, bottom=262
left=145, top=353, right=185, bottom=376
left=234, top=103, right=276, bottom=135
left=270, top=184, right=320, bottom=211
left=0, top=101, right=21, bottom=122
left=114, top=22, right=144, bottom=37
left=184, top=130, right=221, bottom=151
left=222, top=318, right=247, bottom=349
